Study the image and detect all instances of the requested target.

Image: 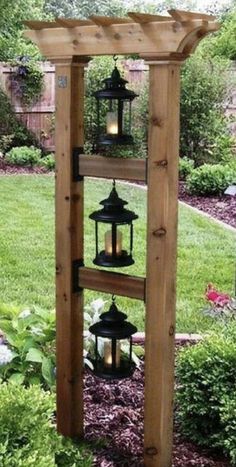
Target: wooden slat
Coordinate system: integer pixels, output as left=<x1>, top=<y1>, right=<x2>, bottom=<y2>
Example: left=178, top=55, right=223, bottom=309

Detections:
left=79, top=267, right=145, bottom=301
left=144, top=61, right=180, bottom=466
left=168, top=9, right=216, bottom=22
left=55, top=18, right=94, bottom=27
left=89, top=15, right=132, bottom=26
left=24, top=19, right=219, bottom=57
left=55, top=57, right=89, bottom=438
left=79, top=154, right=146, bottom=182
left=128, top=12, right=171, bottom=23
left=24, top=20, right=59, bottom=29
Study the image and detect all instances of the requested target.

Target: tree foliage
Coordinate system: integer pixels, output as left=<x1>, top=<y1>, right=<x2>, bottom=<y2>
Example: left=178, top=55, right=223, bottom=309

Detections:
left=0, top=0, right=46, bottom=60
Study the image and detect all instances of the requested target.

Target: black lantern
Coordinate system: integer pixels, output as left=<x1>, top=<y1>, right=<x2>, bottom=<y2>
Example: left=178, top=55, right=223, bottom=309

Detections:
left=89, top=296, right=137, bottom=379
left=89, top=180, right=138, bottom=268
left=93, top=56, right=138, bottom=147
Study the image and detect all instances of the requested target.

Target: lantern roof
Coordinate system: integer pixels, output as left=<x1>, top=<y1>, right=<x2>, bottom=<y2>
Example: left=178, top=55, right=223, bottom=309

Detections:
left=94, top=65, right=138, bottom=100
left=89, top=183, right=138, bottom=223
left=23, top=10, right=219, bottom=61
left=89, top=298, right=137, bottom=338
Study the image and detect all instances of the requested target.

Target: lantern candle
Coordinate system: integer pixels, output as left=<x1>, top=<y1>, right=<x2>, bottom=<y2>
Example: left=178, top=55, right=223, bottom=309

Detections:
left=104, top=340, right=121, bottom=368
left=105, top=229, right=122, bottom=256
left=106, top=111, right=118, bottom=135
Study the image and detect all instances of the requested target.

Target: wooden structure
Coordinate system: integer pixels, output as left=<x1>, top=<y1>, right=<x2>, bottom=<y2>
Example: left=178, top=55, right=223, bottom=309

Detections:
left=24, top=11, right=219, bottom=467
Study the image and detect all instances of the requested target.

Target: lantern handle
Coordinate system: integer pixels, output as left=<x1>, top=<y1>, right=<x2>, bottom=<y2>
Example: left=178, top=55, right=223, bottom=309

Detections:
left=113, top=55, right=118, bottom=65
left=112, top=294, right=116, bottom=302
left=112, top=179, right=116, bottom=188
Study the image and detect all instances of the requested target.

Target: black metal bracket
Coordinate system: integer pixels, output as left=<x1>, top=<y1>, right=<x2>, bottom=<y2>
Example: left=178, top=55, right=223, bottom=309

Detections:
left=72, top=259, right=84, bottom=293
left=72, top=147, right=84, bottom=182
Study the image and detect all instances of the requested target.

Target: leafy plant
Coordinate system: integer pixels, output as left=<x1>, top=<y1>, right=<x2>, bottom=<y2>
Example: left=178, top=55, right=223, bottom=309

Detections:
left=179, top=157, right=194, bottom=180
left=0, top=383, right=92, bottom=466
left=180, top=50, right=234, bottom=165
left=0, top=86, right=39, bottom=151
left=10, top=56, right=44, bottom=106
left=0, top=307, right=56, bottom=389
left=38, top=153, right=55, bottom=170
left=186, top=163, right=235, bottom=195
left=176, top=326, right=236, bottom=464
left=5, top=146, right=41, bottom=166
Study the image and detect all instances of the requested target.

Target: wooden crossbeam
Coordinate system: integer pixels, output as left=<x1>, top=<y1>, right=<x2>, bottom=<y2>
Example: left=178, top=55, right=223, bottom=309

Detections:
left=55, top=18, right=94, bottom=27
left=89, top=15, right=132, bottom=26
left=79, top=154, right=146, bottom=182
left=168, top=9, right=216, bottom=21
left=79, top=267, right=145, bottom=301
left=24, top=20, right=59, bottom=29
left=128, top=12, right=171, bottom=23
left=24, top=18, right=219, bottom=57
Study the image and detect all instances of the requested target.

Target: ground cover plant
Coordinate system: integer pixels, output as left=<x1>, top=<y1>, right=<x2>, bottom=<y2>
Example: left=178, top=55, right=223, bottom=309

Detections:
left=0, top=175, right=235, bottom=334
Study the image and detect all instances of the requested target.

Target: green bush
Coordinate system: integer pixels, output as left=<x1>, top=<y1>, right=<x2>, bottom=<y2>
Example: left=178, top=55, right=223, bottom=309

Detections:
left=0, top=87, right=39, bottom=152
left=179, top=157, right=194, bottom=180
left=220, top=394, right=236, bottom=465
left=180, top=51, right=233, bottom=165
left=176, top=327, right=236, bottom=464
left=0, top=307, right=56, bottom=390
left=5, top=146, right=41, bottom=166
left=0, top=383, right=92, bottom=466
left=186, top=163, right=235, bottom=195
left=38, top=153, right=55, bottom=170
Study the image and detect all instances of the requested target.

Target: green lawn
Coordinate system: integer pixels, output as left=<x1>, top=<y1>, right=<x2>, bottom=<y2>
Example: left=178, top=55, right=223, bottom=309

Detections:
left=0, top=175, right=235, bottom=333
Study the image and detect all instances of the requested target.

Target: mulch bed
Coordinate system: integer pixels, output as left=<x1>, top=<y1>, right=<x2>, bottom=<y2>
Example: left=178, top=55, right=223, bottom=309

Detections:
left=179, top=182, right=236, bottom=229
left=84, top=362, right=229, bottom=467
left=0, top=159, right=48, bottom=175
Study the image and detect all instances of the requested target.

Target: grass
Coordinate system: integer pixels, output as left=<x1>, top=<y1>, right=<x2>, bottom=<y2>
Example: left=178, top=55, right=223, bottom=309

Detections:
left=0, top=174, right=235, bottom=334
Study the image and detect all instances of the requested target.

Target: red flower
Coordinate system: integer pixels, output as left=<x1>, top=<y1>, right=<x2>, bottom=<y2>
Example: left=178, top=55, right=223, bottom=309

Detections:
left=205, top=283, right=231, bottom=307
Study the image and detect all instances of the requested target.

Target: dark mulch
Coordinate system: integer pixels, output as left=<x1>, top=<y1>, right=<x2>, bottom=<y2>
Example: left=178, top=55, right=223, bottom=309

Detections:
left=0, top=159, right=48, bottom=175
left=179, top=182, right=236, bottom=229
left=84, top=363, right=229, bottom=467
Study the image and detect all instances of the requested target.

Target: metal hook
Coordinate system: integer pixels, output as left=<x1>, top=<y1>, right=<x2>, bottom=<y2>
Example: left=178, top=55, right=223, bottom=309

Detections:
left=112, top=294, right=116, bottom=302
left=112, top=179, right=116, bottom=188
left=113, top=54, right=118, bottom=64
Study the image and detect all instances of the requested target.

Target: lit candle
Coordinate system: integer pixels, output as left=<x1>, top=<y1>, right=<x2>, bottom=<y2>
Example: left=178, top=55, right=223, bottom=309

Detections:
left=104, top=341, right=121, bottom=368
left=105, top=229, right=122, bottom=256
left=106, top=111, right=118, bottom=135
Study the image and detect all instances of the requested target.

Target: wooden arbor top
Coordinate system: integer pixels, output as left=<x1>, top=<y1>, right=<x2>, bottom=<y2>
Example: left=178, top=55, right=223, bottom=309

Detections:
left=24, top=9, right=219, bottom=60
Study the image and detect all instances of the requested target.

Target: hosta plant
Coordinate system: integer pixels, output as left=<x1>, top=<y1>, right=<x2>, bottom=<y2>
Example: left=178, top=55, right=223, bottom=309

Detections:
left=0, top=307, right=56, bottom=389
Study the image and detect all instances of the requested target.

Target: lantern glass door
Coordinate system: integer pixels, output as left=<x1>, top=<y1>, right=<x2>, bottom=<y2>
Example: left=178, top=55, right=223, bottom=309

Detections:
left=94, top=336, right=134, bottom=379
left=94, top=221, right=134, bottom=267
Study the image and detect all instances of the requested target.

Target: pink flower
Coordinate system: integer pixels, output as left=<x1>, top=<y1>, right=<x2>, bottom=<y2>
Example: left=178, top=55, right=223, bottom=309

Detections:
left=205, top=283, right=231, bottom=307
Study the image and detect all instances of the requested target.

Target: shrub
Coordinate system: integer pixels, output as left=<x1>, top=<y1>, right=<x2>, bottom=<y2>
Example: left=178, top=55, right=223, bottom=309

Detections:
left=176, top=326, right=236, bottom=463
left=0, top=86, right=39, bottom=151
left=179, top=157, right=194, bottom=180
left=38, top=153, right=55, bottom=170
left=180, top=51, right=233, bottom=165
left=0, top=383, right=92, bottom=466
left=186, top=163, right=235, bottom=195
left=5, top=146, right=41, bottom=166
left=0, top=307, right=56, bottom=390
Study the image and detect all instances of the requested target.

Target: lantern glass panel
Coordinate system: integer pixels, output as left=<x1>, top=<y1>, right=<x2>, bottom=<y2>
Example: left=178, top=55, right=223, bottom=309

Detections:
left=94, top=337, right=133, bottom=379
left=96, top=222, right=131, bottom=258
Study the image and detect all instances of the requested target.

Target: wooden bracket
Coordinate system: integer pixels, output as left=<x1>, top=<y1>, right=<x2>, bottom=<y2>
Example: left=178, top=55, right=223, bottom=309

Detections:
left=72, top=147, right=84, bottom=182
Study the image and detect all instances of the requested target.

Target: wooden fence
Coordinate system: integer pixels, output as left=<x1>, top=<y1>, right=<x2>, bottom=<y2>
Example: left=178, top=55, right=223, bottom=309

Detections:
left=0, top=60, right=235, bottom=151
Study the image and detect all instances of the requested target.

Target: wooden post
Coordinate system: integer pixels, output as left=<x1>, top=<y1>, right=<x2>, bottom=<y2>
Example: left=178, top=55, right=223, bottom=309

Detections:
left=54, top=56, right=89, bottom=437
left=144, top=58, right=182, bottom=467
